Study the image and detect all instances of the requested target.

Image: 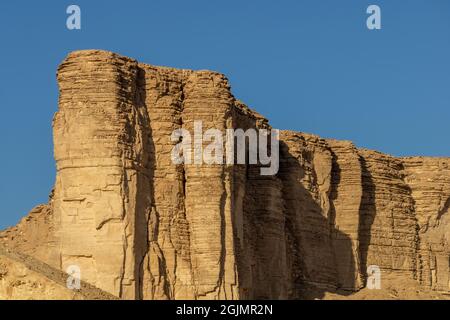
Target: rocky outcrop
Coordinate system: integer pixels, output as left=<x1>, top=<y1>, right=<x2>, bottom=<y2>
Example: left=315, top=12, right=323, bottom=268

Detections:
left=0, top=246, right=117, bottom=300
left=1, top=50, right=449, bottom=299
left=402, top=158, right=450, bottom=291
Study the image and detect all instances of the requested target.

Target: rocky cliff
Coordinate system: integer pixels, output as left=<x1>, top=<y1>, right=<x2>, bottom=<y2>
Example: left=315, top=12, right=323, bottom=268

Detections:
left=1, top=50, right=449, bottom=300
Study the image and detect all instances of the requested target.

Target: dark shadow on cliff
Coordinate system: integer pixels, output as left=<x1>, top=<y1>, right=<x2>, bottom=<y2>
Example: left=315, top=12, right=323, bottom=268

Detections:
left=276, top=140, right=360, bottom=299
left=328, top=149, right=359, bottom=294
left=437, top=196, right=450, bottom=222
left=357, top=156, right=376, bottom=284
left=133, top=67, right=153, bottom=300
left=134, top=67, right=174, bottom=299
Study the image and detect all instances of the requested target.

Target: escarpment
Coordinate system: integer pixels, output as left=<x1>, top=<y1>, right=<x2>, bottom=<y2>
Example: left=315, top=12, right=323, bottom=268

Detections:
left=1, top=50, right=449, bottom=300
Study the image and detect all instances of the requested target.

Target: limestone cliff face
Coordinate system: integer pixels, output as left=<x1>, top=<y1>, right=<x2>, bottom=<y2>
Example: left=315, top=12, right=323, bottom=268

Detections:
left=1, top=50, right=449, bottom=300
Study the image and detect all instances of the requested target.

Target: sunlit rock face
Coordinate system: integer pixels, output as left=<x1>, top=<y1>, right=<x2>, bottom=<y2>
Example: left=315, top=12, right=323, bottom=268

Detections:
left=0, top=50, right=449, bottom=300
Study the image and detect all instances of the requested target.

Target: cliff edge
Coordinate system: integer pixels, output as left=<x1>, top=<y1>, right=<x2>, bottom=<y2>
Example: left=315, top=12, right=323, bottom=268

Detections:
left=1, top=50, right=449, bottom=300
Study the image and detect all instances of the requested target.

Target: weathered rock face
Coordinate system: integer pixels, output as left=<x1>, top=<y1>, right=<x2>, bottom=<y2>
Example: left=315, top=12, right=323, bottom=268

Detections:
left=1, top=50, right=449, bottom=300
left=0, top=246, right=117, bottom=300
left=402, top=158, right=450, bottom=291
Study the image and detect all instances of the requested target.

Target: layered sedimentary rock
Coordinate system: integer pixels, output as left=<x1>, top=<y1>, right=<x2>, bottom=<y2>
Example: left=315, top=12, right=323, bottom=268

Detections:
left=1, top=50, right=449, bottom=300
left=0, top=246, right=117, bottom=300
left=402, top=158, right=450, bottom=291
left=358, top=150, right=418, bottom=282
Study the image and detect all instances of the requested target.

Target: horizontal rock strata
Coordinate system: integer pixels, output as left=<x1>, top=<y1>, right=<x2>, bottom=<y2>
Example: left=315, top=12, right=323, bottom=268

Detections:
left=1, top=50, right=449, bottom=299
left=0, top=246, right=117, bottom=300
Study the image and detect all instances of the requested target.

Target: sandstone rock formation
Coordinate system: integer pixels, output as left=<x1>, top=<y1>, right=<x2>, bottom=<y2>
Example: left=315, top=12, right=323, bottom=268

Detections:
left=1, top=50, right=449, bottom=300
left=0, top=246, right=117, bottom=300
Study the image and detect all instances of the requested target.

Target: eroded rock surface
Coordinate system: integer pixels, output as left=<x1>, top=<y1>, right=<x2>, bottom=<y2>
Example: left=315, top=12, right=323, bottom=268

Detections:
left=0, top=246, right=117, bottom=300
left=1, top=50, right=449, bottom=299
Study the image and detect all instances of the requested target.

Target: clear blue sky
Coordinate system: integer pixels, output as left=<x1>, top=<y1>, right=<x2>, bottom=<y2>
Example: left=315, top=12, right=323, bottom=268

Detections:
left=1, top=0, right=449, bottom=229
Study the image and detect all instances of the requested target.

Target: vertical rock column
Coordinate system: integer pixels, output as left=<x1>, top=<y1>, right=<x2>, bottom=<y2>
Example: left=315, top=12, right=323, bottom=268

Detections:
left=181, top=71, right=239, bottom=299
left=232, top=103, right=288, bottom=299
left=402, top=157, right=450, bottom=291
left=279, top=132, right=338, bottom=293
left=358, top=150, right=418, bottom=282
left=241, top=165, right=287, bottom=299
left=327, top=140, right=363, bottom=291
left=139, top=65, right=196, bottom=299
left=54, top=50, right=151, bottom=299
